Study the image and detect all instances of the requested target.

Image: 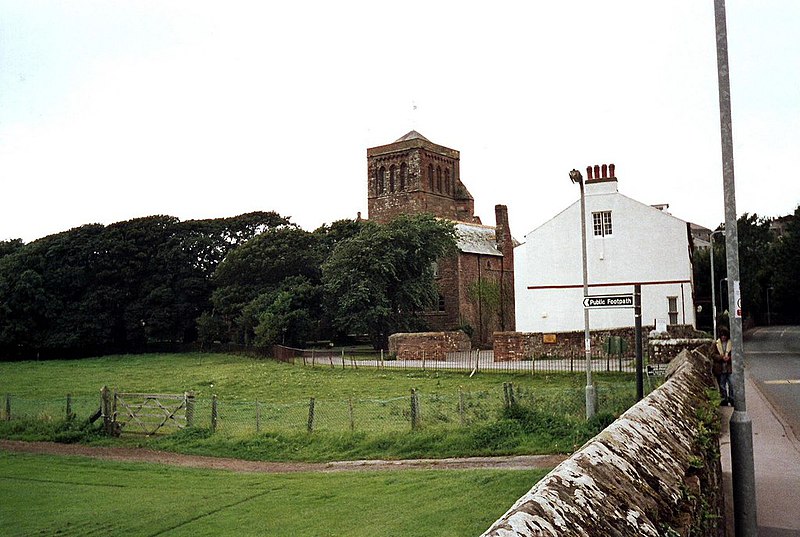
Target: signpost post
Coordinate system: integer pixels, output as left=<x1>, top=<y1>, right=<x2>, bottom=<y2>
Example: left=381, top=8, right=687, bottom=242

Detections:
left=583, top=289, right=644, bottom=400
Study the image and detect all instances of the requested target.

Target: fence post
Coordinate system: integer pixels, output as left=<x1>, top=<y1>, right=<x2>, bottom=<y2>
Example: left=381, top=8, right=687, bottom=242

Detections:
left=211, top=394, right=218, bottom=433
left=255, top=400, right=261, bottom=433
left=509, top=383, right=516, bottom=406
left=341, top=349, right=345, bottom=370
left=100, top=386, right=112, bottom=435
left=380, top=349, right=384, bottom=369
left=4, top=394, right=10, bottom=421
left=311, top=349, right=316, bottom=367
left=307, top=397, right=316, bottom=433
left=422, top=350, right=426, bottom=371
left=458, top=387, right=466, bottom=426
left=184, top=391, right=195, bottom=427
left=348, top=397, right=355, bottom=432
left=410, top=389, right=420, bottom=431
left=66, top=394, right=73, bottom=420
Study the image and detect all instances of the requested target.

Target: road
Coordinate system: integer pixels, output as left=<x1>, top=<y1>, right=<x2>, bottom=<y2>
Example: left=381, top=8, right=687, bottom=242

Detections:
left=746, top=326, right=800, bottom=440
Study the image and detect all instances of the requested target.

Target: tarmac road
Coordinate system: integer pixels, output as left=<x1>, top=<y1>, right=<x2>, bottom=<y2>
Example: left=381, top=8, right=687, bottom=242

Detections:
left=746, top=326, right=800, bottom=441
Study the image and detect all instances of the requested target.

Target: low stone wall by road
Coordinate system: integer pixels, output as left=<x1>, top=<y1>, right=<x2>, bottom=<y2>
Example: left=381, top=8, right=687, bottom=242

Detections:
left=480, top=349, right=724, bottom=536
left=388, top=331, right=471, bottom=360
left=493, top=326, right=708, bottom=364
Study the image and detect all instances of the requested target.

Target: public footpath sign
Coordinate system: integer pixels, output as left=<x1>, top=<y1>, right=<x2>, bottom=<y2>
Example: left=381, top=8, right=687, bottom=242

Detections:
left=583, top=294, right=635, bottom=309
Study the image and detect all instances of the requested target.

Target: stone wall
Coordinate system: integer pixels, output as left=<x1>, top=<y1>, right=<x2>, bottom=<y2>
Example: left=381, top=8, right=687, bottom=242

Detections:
left=480, top=349, right=725, bottom=536
left=649, top=337, right=713, bottom=364
left=494, top=325, right=707, bottom=363
left=388, top=331, right=471, bottom=360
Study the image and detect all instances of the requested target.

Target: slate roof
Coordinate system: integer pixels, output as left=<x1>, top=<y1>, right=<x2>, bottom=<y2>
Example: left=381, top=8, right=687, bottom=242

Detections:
left=455, top=222, right=503, bottom=257
left=394, top=130, right=431, bottom=143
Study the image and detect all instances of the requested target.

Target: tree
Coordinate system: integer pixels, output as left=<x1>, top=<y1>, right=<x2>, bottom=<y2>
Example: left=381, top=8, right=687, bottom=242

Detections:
left=771, top=207, right=800, bottom=323
left=321, top=214, right=457, bottom=349
left=735, top=213, right=775, bottom=325
left=210, top=225, right=323, bottom=344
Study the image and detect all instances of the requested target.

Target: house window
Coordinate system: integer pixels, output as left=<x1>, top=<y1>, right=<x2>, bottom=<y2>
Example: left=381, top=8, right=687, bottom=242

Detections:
left=667, top=296, right=678, bottom=325
left=592, top=211, right=613, bottom=237
left=438, top=294, right=446, bottom=312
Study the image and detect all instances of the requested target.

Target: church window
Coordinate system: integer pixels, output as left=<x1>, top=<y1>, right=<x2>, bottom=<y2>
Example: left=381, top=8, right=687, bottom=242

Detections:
left=436, top=166, right=442, bottom=192
left=400, top=162, right=407, bottom=191
left=389, top=165, right=396, bottom=193
left=428, top=164, right=435, bottom=191
left=379, top=166, right=386, bottom=194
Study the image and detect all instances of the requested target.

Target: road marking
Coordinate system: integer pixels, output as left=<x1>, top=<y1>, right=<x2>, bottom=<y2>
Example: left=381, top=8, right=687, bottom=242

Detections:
left=763, top=379, right=800, bottom=385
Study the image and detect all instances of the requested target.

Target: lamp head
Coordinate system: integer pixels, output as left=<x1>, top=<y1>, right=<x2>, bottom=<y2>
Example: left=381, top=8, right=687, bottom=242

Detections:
left=569, top=169, right=583, bottom=184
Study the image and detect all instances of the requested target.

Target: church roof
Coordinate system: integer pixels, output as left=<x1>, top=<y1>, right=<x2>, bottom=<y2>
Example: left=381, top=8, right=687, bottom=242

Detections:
left=455, top=222, right=503, bottom=257
left=394, top=130, right=430, bottom=143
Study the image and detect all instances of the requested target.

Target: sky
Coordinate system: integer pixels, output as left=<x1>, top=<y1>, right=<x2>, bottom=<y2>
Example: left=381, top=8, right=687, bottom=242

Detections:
left=1, top=1, right=798, bottom=244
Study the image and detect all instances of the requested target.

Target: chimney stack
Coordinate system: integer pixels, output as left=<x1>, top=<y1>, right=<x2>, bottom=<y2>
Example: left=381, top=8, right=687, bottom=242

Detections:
left=585, top=163, right=617, bottom=183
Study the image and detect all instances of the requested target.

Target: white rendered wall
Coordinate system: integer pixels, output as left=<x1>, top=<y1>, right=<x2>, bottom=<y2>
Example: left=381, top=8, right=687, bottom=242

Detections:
left=514, top=181, right=695, bottom=332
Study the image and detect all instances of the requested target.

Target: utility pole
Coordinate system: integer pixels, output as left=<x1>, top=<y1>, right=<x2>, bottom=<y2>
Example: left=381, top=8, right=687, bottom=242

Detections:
left=713, top=1, right=758, bottom=534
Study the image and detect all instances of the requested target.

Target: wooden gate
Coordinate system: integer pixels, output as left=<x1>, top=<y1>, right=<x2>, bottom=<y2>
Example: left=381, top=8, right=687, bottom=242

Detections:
left=101, top=387, right=195, bottom=436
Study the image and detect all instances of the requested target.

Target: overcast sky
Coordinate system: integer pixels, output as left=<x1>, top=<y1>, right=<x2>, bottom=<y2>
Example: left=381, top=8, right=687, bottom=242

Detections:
left=1, top=1, right=798, bottom=243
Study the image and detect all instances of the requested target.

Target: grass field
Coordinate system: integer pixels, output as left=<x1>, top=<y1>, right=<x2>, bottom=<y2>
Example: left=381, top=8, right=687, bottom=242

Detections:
left=0, top=451, right=547, bottom=537
left=0, top=352, right=644, bottom=460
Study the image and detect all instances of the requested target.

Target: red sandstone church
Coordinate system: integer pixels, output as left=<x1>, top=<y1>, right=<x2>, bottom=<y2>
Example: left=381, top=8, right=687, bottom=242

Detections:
left=366, top=131, right=515, bottom=348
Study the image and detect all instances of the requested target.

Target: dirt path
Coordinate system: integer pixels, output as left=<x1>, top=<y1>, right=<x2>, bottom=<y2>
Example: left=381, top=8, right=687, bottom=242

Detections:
left=0, top=439, right=566, bottom=474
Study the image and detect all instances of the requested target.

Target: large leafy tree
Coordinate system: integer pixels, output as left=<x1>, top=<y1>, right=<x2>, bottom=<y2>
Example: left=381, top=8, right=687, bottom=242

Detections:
left=771, top=207, right=800, bottom=324
left=209, top=225, right=321, bottom=344
left=321, top=214, right=457, bottom=349
left=0, top=212, right=288, bottom=358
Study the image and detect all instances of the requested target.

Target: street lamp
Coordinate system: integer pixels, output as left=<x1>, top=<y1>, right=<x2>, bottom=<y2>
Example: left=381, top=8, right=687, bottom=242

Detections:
left=710, top=229, right=725, bottom=338
left=570, top=169, right=596, bottom=420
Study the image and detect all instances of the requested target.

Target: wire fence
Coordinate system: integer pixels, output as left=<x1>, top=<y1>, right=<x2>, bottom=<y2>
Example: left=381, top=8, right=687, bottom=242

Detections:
left=1, top=377, right=658, bottom=438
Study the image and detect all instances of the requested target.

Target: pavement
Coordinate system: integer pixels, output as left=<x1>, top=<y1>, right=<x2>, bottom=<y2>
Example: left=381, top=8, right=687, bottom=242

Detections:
left=719, top=372, right=800, bottom=536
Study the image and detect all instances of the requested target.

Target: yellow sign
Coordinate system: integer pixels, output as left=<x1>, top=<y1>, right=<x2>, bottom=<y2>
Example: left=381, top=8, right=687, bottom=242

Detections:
left=543, top=334, right=557, bottom=344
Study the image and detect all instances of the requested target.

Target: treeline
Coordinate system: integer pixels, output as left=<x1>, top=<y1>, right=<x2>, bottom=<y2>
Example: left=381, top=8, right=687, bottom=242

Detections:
left=0, top=212, right=456, bottom=360
left=693, top=207, right=800, bottom=330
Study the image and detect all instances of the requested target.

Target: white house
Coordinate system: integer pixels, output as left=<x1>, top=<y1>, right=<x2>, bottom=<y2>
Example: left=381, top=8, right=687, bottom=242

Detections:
left=514, top=164, right=696, bottom=333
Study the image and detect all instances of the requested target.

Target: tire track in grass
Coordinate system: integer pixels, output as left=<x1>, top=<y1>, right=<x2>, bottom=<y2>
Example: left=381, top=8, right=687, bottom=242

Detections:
left=147, top=486, right=282, bottom=537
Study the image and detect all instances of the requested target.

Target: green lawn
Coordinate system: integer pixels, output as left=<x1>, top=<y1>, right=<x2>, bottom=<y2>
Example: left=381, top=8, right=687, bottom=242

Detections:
left=0, top=451, right=547, bottom=537
left=0, top=353, right=640, bottom=460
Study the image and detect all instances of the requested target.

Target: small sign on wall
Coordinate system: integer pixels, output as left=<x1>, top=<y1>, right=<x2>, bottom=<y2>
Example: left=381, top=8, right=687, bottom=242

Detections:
left=543, top=334, right=557, bottom=344
left=655, top=319, right=668, bottom=332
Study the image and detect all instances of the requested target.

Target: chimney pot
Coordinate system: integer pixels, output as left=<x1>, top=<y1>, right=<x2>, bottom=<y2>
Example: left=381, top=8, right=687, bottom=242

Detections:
left=601, top=164, right=608, bottom=178
left=586, top=166, right=593, bottom=180
left=609, top=163, right=615, bottom=178
left=594, top=165, right=600, bottom=179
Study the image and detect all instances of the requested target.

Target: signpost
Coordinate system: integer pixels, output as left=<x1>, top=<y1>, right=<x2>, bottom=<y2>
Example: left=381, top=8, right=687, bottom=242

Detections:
left=583, top=294, right=634, bottom=309
left=583, top=287, right=644, bottom=400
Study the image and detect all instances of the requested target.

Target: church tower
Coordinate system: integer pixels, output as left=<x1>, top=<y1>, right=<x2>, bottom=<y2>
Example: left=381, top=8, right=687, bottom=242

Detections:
left=367, top=131, right=477, bottom=224
left=365, top=131, right=515, bottom=348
